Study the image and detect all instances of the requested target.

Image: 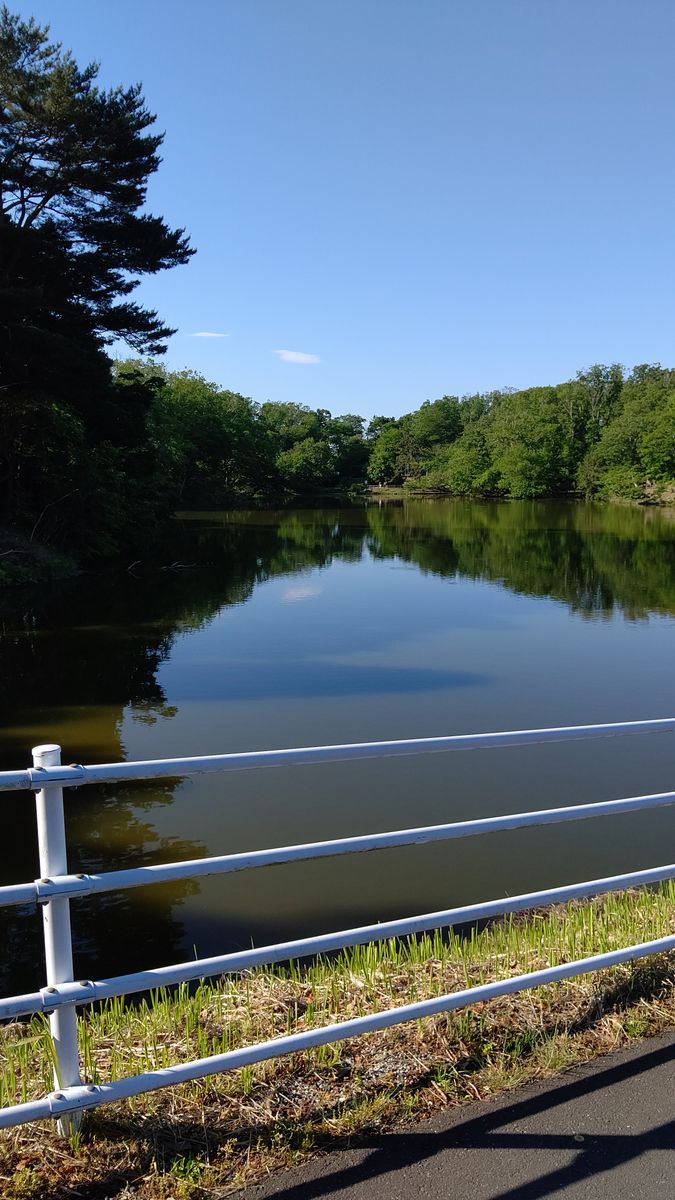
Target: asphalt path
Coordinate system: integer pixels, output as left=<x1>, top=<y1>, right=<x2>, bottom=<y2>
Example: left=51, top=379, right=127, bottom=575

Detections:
left=241, top=1029, right=675, bottom=1199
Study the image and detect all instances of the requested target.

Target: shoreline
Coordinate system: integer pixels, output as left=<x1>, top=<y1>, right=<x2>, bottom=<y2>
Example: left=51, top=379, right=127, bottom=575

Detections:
left=3, top=491, right=675, bottom=589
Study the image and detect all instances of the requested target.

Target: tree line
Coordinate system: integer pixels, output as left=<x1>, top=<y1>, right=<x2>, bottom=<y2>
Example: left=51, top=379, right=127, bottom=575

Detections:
left=366, top=362, right=675, bottom=502
left=6, top=354, right=675, bottom=565
left=2, top=8, right=675, bottom=581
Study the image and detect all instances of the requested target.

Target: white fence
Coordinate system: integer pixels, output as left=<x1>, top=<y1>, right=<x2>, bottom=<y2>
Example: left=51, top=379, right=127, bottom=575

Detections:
left=1, top=717, right=675, bottom=1134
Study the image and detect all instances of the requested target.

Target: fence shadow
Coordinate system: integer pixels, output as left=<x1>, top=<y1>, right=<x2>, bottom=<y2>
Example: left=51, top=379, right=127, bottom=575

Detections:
left=238, top=1032, right=675, bottom=1200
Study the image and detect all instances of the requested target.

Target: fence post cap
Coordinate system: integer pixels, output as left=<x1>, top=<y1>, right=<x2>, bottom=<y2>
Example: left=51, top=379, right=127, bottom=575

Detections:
left=31, top=745, right=61, bottom=763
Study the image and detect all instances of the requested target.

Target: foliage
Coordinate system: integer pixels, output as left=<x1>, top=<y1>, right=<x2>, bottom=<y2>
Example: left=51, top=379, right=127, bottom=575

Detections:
left=406, top=396, right=463, bottom=451
left=326, top=413, right=369, bottom=480
left=260, top=404, right=368, bottom=488
left=487, top=388, right=570, bottom=498
left=142, top=368, right=271, bottom=506
left=444, top=424, right=493, bottom=494
left=275, top=438, right=336, bottom=490
left=367, top=424, right=403, bottom=484
left=0, top=7, right=193, bottom=556
left=259, top=401, right=325, bottom=450
left=366, top=362, right=675, bottom=503
left=639, top=394, right=675, bottom=481
left=593, top=464, right=645, bottom=502
left=0, top=7, right=193, bottom=368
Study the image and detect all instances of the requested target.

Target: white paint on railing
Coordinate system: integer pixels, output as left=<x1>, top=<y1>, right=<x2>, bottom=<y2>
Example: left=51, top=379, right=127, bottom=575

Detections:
left=2, top=857, right=675, bottom=1022
left=2, top=930, right=675, bottom=1130
left=0, top=881, right=39, bottom=907
left=32, top=745, right=82, bottom=1135
left=0, top=718, right=674, bottom=1131
left=1, top=717, right=674, bottom=793
left=0, top=785, right=672, bottom=910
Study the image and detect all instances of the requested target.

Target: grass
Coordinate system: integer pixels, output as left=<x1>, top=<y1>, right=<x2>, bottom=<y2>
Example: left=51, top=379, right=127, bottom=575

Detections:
left=3, top=885, right=675, bottom=1197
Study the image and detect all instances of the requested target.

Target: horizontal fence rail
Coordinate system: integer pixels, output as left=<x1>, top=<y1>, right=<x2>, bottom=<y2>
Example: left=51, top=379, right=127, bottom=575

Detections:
left=3, top=785, right=675, bottom=910
left=3, top=932, right=675, bottom=1132
left=3, top=716, right=675, bottom=794
left=2, top=858, right=675, bottom=1023
left=0, top=716, right=673, bottom=1133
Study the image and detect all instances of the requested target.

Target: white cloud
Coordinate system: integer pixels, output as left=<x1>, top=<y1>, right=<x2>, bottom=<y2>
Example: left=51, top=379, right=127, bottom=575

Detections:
left=190, top=331, right=229, bottom=338
left=282, top=585, right=322, bottom=602
left=274, top=349, right=321, bottom=364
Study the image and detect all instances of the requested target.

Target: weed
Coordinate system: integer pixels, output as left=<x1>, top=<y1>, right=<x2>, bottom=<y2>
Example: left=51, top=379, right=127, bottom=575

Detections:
left=1, top=886, right=675, bottom=1197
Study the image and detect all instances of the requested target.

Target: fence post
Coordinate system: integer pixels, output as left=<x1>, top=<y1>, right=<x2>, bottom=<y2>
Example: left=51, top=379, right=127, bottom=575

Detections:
left=33, top=744, right=82, bottom=1135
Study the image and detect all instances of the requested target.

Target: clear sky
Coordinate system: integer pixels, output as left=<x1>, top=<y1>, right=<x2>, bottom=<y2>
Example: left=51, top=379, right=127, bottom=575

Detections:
left=13, top=0, right=675, bottom=419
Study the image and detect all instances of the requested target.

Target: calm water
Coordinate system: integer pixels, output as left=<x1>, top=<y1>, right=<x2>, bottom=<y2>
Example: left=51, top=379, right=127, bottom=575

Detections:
left=1, top=498, right=675, bottom=994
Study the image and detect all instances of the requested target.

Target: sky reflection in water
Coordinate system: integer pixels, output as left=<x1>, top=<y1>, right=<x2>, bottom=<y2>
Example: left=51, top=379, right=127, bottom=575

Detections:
left=1, top=499, right=675, bottom=991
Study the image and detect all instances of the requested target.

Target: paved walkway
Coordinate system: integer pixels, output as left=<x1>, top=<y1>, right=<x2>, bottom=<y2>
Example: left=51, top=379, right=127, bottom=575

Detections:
left=242, top=1029, right=675, bottom=1199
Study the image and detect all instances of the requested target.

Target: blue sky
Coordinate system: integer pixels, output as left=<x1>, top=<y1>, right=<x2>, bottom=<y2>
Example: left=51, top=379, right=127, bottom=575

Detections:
left=14, top=0, right=675, bottom=419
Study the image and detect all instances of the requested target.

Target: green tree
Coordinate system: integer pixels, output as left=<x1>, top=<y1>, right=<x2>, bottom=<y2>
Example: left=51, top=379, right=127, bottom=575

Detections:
left=326, top=413, right=368, bottom=480
left=0, top=7, right=193, bottom=543
left=407, top=397, right=463, bottom=450
left=459, top=392, right=493, bottom=426
left=577, top=365, right=675, bottom=499
left=0, top=8, right=192, bottom=376
left=639, top=394, right=675, bottom=482
left=366, top=415, right=397, bottom=441
left=488, top=389, right=569, bottom=498
left=575, top=364, right=624, bottom=440
left=445, top=425, right=493, bottom=494
left=368, top=424, right=404, bottom=484
left=259, top=402, right=324, bottom=452
left=276, top=438, right=336, bottom=490
left=125, top=367, right=267, bottom=506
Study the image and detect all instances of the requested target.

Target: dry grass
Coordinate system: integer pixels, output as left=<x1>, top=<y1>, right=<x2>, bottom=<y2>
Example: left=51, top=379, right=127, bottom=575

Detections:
left=2, top=886, right=675, bottom=1198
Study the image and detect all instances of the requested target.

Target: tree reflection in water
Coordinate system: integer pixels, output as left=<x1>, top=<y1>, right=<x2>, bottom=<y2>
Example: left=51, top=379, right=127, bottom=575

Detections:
left=1, top=499, right=675, bottom=993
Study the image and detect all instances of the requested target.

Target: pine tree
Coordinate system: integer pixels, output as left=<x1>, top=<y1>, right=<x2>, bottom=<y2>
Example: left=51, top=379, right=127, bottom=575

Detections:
left=0, top=6, right=193, bottom=407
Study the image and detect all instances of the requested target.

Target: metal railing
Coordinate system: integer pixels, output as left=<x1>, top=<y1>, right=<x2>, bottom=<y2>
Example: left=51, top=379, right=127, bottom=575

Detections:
left=1, top=717, right=675, bottom=1134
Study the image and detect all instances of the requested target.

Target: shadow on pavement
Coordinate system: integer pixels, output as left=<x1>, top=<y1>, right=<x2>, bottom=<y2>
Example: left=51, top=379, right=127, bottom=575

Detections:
left=252, top=1034, right=675, bottom=1199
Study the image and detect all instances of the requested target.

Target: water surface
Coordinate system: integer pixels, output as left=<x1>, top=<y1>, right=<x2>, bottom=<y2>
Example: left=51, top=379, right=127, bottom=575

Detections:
left=1, top=499, right=675, bottom=994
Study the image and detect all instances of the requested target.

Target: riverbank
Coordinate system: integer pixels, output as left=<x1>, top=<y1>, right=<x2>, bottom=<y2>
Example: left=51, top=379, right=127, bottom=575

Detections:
left=367, top=484, right=675, bottom=504
left=0, top=487, right=368, bottom=587
left=2, top=885, right=675, bottom=1199
left=4, top=485, right=675, bottom=589
left=0, top=529, right=78, bottom=587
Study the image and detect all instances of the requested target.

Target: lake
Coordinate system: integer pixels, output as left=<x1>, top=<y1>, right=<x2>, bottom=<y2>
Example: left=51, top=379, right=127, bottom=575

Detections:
left=1, top=498, right=675, bottom=995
